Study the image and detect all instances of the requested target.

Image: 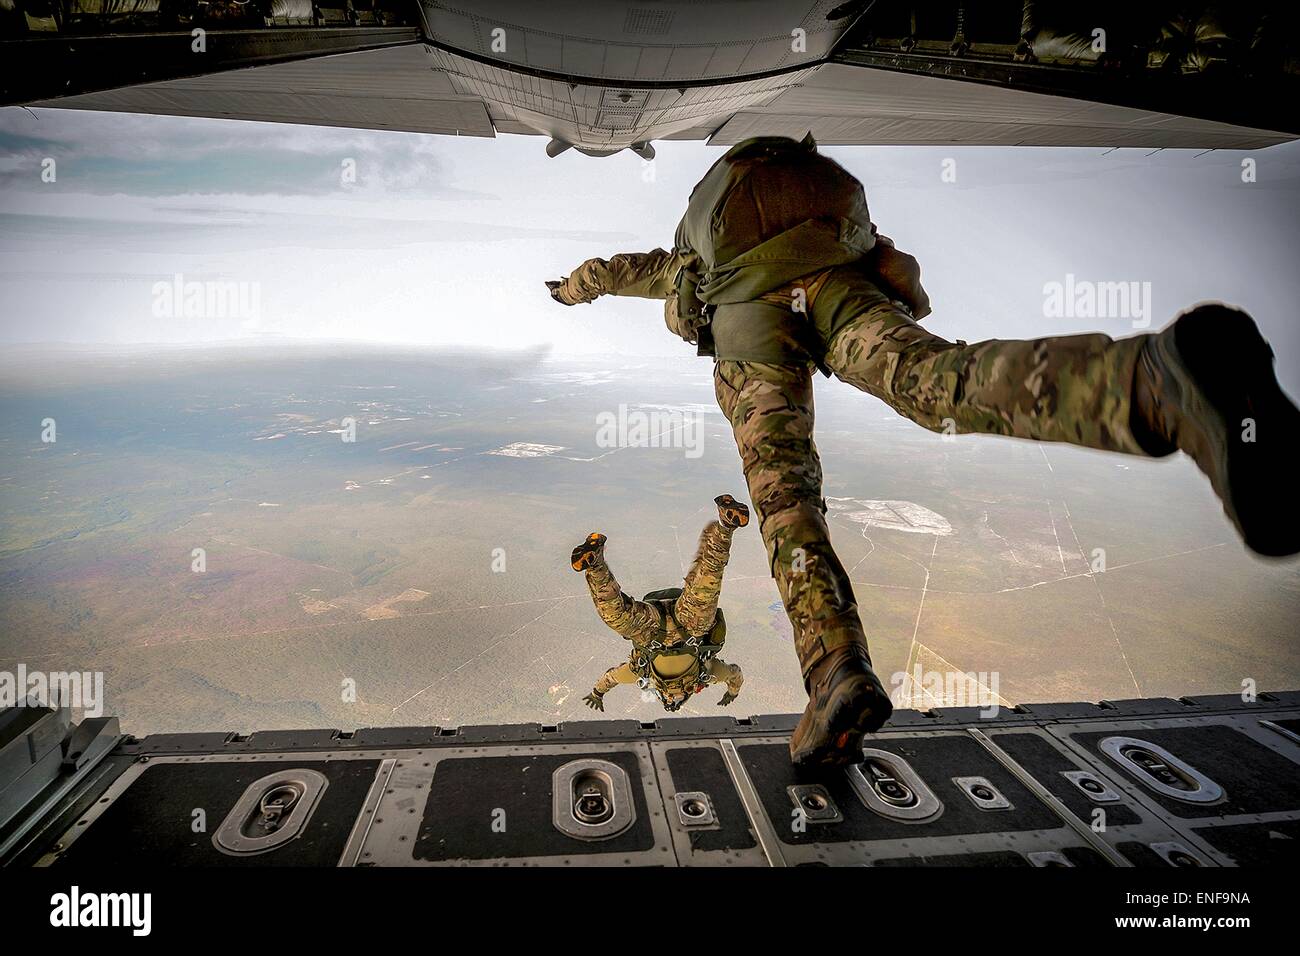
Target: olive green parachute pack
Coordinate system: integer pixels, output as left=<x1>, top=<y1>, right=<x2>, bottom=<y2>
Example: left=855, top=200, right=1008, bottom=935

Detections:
left=671, top=133, right=881, bottom=366
left=633, top=587, right=726, bottom=695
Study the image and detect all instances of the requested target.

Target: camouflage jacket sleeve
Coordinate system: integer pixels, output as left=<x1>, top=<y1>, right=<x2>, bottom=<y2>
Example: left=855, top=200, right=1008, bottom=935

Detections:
left=594, top=661, right=639, bottom=696
left=706, top=658, right=744, bottom=695
left=554, top=248, right=685, bottom=305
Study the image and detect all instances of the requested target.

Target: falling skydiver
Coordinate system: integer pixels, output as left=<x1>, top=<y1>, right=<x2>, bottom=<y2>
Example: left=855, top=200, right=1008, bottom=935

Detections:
left=574, top=495, right=750, bottom=714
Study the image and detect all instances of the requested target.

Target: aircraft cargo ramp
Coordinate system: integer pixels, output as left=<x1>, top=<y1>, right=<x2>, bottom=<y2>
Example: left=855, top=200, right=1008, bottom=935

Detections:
left=3, top=692, right=1299, bottom=867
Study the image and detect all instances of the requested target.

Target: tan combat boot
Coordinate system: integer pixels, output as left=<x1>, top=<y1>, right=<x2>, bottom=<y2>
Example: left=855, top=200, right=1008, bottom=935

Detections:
left=1133, top=304, right=1299, bottom=557
left=789, top=644, right=893, bottom=770
left=570, top=533, right=607, bottom=571
left=714, top=494, right=750, bottom=530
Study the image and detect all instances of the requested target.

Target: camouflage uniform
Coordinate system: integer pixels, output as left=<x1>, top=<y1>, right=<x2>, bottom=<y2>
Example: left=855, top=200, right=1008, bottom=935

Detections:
left=711, top=274, right=1149, bottom=673
left=553, top=136, right=1159, bottom=685
left=584, top=520, right=744, bottom=711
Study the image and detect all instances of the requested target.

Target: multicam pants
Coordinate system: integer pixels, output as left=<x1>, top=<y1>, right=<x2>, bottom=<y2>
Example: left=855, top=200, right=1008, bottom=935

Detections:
left=715, top=266, right=1153, bottom=679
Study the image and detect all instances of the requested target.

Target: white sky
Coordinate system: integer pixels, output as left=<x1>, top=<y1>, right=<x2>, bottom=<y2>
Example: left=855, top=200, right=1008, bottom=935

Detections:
left=1, top=107, right=1297, bottom=391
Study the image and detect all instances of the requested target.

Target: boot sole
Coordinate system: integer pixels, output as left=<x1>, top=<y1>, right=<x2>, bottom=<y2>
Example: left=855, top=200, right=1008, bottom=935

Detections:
left=1171, top=305, right=1300, bottom=557
left=715, top=494, right=750, bottom=528
left=570, top=533, right=607, bottom=571
left=790, top=675, right=893, bottom=770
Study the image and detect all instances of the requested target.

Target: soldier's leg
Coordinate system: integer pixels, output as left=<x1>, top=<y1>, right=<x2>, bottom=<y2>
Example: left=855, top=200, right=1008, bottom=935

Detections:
left=822, top=284, right=1150, bottom=454
left=714, top=360, right=893, bottom=767
left=712, top=361, right=867, bottom=677
left=674, top=520, right=732, bottom=636
left=673, top=496, right=748, bottom=636
left=819, top=274, right=1300, bottom=555
left=571, top=533, right=657, bottom=639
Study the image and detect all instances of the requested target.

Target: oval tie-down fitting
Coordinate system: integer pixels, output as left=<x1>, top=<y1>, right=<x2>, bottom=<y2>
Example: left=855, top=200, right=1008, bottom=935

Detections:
left=847, top=748, right=944, bottom=823
left=213, top=768, right=329, bottom=856
left=1099, top=736, right=1225, bottom=804
left=552, top=758, right=637, bottom=841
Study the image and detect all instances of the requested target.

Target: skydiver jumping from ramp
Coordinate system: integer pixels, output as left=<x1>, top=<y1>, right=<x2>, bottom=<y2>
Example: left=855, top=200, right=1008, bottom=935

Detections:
left=547, top=134, right=1300, bottom=769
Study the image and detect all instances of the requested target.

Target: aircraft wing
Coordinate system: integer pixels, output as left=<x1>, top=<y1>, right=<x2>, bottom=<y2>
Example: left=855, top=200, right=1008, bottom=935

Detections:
left=3, top=1, right=1297, bottom=152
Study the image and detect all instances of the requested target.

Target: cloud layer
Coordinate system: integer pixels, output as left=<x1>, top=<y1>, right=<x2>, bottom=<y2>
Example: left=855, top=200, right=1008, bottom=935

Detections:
left=0, top=107, right=1297, bottom=386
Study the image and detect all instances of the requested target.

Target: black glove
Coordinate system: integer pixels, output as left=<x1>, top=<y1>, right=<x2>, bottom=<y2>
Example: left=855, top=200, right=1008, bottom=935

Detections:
left=718, top=690, right=738, bottom=707
left=583, top=691, right=605, bottom=712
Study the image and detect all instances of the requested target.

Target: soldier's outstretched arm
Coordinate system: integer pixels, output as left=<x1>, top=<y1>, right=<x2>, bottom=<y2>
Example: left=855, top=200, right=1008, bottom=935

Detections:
left=708, top=658, right=743, bottom=706
left=585, top=662, right=639, bottom=712
left=548, top=248, right=686, bottom=305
